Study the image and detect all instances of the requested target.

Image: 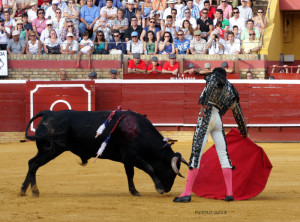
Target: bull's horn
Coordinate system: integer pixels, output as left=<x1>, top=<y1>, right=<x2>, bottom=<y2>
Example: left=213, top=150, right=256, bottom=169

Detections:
left=181, top=157, right=189, bottom=166
left=171, top=157, right=184, bottom=178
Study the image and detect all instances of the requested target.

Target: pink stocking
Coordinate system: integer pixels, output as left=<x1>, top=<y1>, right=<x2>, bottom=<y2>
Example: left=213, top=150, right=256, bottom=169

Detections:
left=179, top=168, right=199, bottom=197
left=222, top=168, right=233, bottom=196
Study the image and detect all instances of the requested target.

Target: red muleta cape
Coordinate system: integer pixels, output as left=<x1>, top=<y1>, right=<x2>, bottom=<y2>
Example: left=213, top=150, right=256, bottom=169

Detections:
left=192, top=128, right=273, bottom=200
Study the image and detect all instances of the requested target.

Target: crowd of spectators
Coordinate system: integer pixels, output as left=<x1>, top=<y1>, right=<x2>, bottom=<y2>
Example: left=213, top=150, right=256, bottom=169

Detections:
left=0, top=0, right=265, bottom=63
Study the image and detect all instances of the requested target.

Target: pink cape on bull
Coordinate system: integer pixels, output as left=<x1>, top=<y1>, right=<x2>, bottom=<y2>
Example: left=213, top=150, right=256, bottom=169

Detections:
left=192, top=128, right=273, bottom=200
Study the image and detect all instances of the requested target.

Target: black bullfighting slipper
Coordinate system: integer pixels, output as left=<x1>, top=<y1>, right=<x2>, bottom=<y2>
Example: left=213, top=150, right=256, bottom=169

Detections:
left=173, top=195, right=191, bottom=203
left=224, top=196, right=234, bottom=202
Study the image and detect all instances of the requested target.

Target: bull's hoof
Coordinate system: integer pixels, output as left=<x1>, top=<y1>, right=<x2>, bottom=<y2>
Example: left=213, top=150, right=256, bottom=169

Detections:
left=224, top=196, right=234, bottom=202
left=173, top=195, right=191, bottom=203
left=31, top=185, right=40, bottom=197
left=130, top=190, right=141, bottom=196
left=156, top=188, right=164, bottom=194
left=20, top=189, right=26, bottom=196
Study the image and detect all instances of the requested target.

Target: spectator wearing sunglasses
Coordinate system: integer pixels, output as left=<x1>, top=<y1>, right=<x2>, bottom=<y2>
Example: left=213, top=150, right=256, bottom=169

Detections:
left=241, top=19, right=260, bottom=41
left=201, top=1, right=216, bottom=20
left=251, top=9, right=266, bottom=33
left=40, top=20, right=60, bottom=44
left=61, top=20, right=79, bottom=41
left=53, top=8, right=66, bottom=36
left=127, top=31, right=144, bottom=55
left=32, top=9, right=47, bottom=39
left=108, top=30, right=126, bottom=54
left=196, top=8, right=213, bottom=40
left=177, top=8, right=197, bottom=29
left=124, top=16, right=143, bottom=42
left=174, top=30, right=190, bottom=54
left=229, top=8, right=245, bottom=34
left=241, top=29, right=261, bottom=54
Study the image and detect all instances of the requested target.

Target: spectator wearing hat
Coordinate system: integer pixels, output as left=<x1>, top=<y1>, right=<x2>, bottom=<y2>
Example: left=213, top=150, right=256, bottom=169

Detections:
left=238, top=0, right=253, bottom=22
left=15, top=20, right=28, bottom=42
left=46, top=0, right=60, bottom=20
left=128, top=53, right=147, bottom=74
left=26, top=30, right=42, bottom=55
left=224, top=31, right=240, bottom=55
left=175, top=30, right=190, bottom=54
left=197, top=8, right=213, bottom=40
left=184, top=63, right=201, bottom=75
left=61, top=32, right=78, bottom=54
left=21, top=13, right=33, bottom=32
left=163, top=0, right=177, bottom=21
left=162, top=54, right=178, bottom=75
left=77, top=30, right=94, bottom=68
left=221, top=61, right=234, bottom=73
left=109, top=69, right=118, bottom=79
left=124, top=0, right=137, bottom=24
left=88, top=71, right=97, bottom=80
left=0, top=18, right=11, bottom=50
left=124, top=16, right=143, bottom=42
left=79, top=0, right=100, bottom=36
left=27, top=2, right=38, bottom=23
left=3, top=10, right=16, bottom=30
left=127, top=31, right=144, bottom=55
left=7, top=30, right=26, bottom=54
left=190, top=30, right=206, bottom=54
left=40, top=20, right=60, bottom=44
left=204, top=29, right=225, bottom=55
left=147, top=56, right=162, bottom=74
left=32, top=8, right=47, bottom=39
left=199, top=62, right=212, bottom=74
left=108, top=30, right=126, bottom=54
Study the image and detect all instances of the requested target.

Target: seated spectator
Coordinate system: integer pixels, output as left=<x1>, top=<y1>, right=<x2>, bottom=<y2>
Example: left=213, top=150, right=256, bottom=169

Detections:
left=32, top=8, right=47, bottom=39
left=112, top=8, right=128, bottom=40
left=26, top=30, right=42, bottom=55
left=57, top=0, right=68, bottom=12
left=127, top=31, right=144, bottom=55
left=77, top=0, right=86, bottom=11
left=204, top=30, right=225, bottom=55
left=221, top=61, right=234, bottom=74
left=59, top=70, right=67, bottom=80
left=252, top=8, right=267, bottom=34
left=88, top=71, right=97, bottom=80
left=4, top=10, right=16, bottom=30
left=151, top=0, right=167, bottom=20
left=190, top=30, right=206, bottom=54
left=224, top=31, right=240, bottom=54
left=93, top=17, right=112, bottom=42
left=181, top=19, right=194, bottom=41
left=21, top=0, right=32, bottom=11
left=161, top=15, right=179, bottom=40
left=246, top=71, right=253, bottom=79
left=174, top=1, right=184, bottom=20
left=213, top=9, right=229, bottom=33
left=100, top=0, right=117, bottom=25
left=93, top=30, right=108, bottom=54
left=199, top=62, right=212, bottom=74
left=44, top=29, right=62, bottom=54
left=61, top=20, right=79, bottom=41
left=147, top=56, right=162, bottom=74
left=7, top=30, right=25, bottom=54
left=15, top=20, right=28, bottom=42
left=163, top=0, right=177, bottom=21
left=202, top=1, right=216, bottom=20
left=215, top=20, right=225, bottom=39
left=0, top=18, right=11, bottom=50
left=63, top=0, right=80, bottom=29
left=61, top=32, right=78, bottom=54
left=27, top=2, right=38, bottom=23
left=142, top=0, right=152, bottom=27
left=98, top=0, right=123, bottom=9
left=177, top=8, right=197, bottom=29
left=238, top=0, right=253, bottom=22
left=162, top=53, right=178, bottom=76
left=109, top=69, right=118, bottom=79
left=22, top=13, right=33, bottom=32
left=144, top=30, right=157, bottom=55
left=175, top=30, right=190, bottom=54
left=108, top=31, right=126, bottom=54
left=271, top=65, right=288, bottom=73
left=136, top=9, right=144, bottom=28
left=184, top=63, right=201, bottom=75
left=140, top=17, right=161, bottom=42
left=53, top=8, right=66, bottom=36
left=76, top=31, right=94, bottom=68
left=241, top=30, right=261, bottom=54
left=128, top=53, right=147, bottom=74
left=79, top=0, right=100, bottom=36
left=124, top=16, right=143, bottom=42
left=233, top=25, right=241, bottom=40
left=45, top=0, right=59, bottom=20
left=179, top=0, right=200, bottom=20
left=158, top=31, right=175, bottom=54
left=229, top=8, right=245, bottom=34
left=123, top=0, right=137, bottom=24
left=197, top=8, right=213, bottom=40
left=241, top=19, right=260, bottom=41
left=11, top=1, right=26, bottom=21
left=41, top=0, right=51, bottom=12
left=2, top=0, right=14, bottom=13
left=41, top=20, right=60, bottom=44
left=217, top=0, right=232, bottom=20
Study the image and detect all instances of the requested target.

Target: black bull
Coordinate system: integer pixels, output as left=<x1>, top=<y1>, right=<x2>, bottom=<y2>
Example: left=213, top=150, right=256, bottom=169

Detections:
left=21, top=110, right=187, bottom=197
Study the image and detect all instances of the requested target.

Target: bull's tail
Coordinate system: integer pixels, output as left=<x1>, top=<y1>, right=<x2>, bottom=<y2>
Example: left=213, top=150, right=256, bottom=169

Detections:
left=25, top=111, right=49, bottom=141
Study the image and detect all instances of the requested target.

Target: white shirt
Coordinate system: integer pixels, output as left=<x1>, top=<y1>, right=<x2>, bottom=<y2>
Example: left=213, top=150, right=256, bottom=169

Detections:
left=27, top=9, right=38, bottom=22
left=229, top=16, right=245, bottom=33
left=5, top=19, right=16, bottom=28
left=193, top=0, right=205, bottom=12
left=40, top=28, right=60, bottom=44
left=176, top=17, right=197, bottom=29
left=45, top=7, right=57, bottom=20
left=53, top=17, right=66, bottom=37
left=62, top=39, right=78, bottom=52
left=206, top=38, right=225, bottom=55
left=126, top=40, right=143, bottom=54
left=80, top=39, right=94, bottom=53
left=100, top=6, right=117, bottom=18
left=190, top=38, right=206, bottom=54
left=237, top=6, right=253, bottom=22
left=0, top=27, right=11, bottom=44
left=224, top=39, right=241, bottom=54
left=163, top=7, right=181, bottom=21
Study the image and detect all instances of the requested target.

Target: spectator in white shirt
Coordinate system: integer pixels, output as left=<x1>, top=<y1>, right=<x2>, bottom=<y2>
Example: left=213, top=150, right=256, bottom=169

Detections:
left=4, top=10, right=16, bottom=30
left=40, top=20, right=60, bottom=44
left=61, top=32, right=78, bottom=54
left=224, top=31, right=240, bottom=54
left=193, top=0, right=205, bottom=12
left=100, top=0, right=117, bottom=21
left=177, top=8, right=197, bottom=29
left=204, top=29, right=225, bottom=54
left=27, top=2, right=38, bottom=23
left=229, top=7, right=245, bottom=33
left=53, top=8, right=66, bottom=37
left=238, top=0, right=253, bottom=22
left=163, top=0, right=178, bottom=21
left=0, top=18, right=11, bottom=50
left=46, top=0, right=60, bottom=20
left=127, top=31, right=144, bottom=54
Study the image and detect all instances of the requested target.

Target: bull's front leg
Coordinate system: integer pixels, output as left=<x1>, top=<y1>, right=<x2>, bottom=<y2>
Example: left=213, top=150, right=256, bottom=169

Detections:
left=124, top=164, right=141, bottom=196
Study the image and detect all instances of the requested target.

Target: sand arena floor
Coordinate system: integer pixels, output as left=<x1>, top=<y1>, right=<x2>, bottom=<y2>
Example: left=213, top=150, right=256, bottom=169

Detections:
left=0, top=141, right=299, bottom=222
